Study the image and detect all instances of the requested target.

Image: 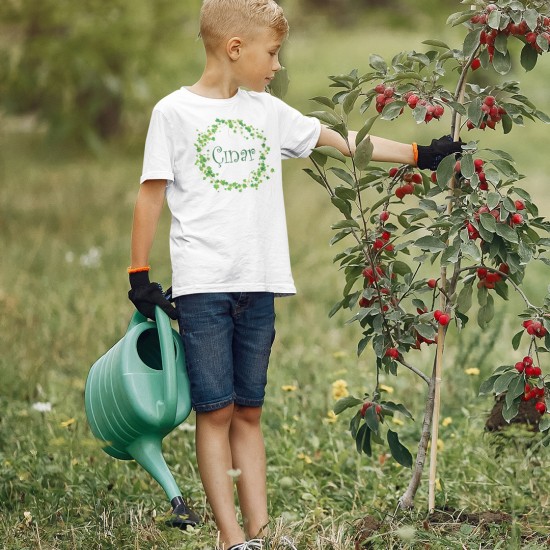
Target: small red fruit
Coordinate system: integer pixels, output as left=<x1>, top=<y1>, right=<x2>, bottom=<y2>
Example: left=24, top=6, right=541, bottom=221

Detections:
left=438, top=313, right=451, bottom=326
left=526, top=32, right=538, bottom=44
left=427, top=279, right=437, bottom=289
left=379, top=211, right=390, bottom=222
left=511, top=213, right=524, bottom=225
left=430, top=171, right=437, bottom=183
left=395, top=186, right=406, bottom=199
left=434, top=310, right=443, bottom=321
left=535, top=402, right=547, bottom=414
left=407, top=94, right=419, bottom=108
left=499, top=263, right=509, bottom=274
left=532, top=366, right=542, bottom=377
left=525, top=366, right=536, bottom=377
left=514, top=200, right=525, bottom=210
left=360, top=402, right=372, bottom=417
left=477, top=268, right=488, bottom=279
left=389, top=167, right=399, bottom=178
left=433, top=105, right=445, bottom=118
left=374, top=84, right=386, bottom=94
left=523, top=356, right=533, bottom=367
left=515, top=361, right=525, bottom=372
left=474, top=158, right=484, bottom=172
left=385, top=347, right=399, bottom=359
left=411, top=173, right=423, bottom=185
left=484, top=95, right=496, bottom=107
left=471, top=58, right=481, bottom=71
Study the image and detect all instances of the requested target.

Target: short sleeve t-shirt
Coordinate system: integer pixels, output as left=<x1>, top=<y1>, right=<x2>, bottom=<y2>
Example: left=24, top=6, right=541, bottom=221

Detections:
left=141, top=87, right=321, bottom=298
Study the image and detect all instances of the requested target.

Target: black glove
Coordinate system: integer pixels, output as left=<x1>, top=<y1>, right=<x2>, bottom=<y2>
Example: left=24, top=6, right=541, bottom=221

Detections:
left=417, top=135, right=462, bottom=171
left=128, top=271, right=177, bottom=320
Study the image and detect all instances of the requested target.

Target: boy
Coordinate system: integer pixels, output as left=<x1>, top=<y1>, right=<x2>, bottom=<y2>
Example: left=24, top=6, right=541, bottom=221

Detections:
left=127, top=1, right=460, bottom=548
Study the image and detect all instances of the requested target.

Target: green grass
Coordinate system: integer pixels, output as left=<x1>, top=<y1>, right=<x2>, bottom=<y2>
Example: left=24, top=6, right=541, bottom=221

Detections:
left=2, top=21, right=550, bottom=550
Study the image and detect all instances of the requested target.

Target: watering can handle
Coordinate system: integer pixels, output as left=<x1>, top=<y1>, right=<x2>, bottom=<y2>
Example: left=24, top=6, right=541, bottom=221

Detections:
left=155, top=305, right=178, bottom=427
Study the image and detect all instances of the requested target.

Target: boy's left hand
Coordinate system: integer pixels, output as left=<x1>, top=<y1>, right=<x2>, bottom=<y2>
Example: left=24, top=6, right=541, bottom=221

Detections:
left=417, top=136, right=462, bottom=171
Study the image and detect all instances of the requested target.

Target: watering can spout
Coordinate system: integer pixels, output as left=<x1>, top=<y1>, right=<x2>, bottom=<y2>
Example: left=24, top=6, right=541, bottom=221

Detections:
left=126, top=435, right=182, bottom=501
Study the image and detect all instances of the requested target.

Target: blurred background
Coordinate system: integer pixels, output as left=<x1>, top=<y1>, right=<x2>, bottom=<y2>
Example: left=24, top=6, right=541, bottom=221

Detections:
left=1, top=1, right=550, bottom=546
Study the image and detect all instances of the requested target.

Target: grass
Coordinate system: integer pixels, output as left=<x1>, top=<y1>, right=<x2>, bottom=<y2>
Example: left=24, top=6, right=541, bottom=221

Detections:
left=1, top=19, right=550, bottom=550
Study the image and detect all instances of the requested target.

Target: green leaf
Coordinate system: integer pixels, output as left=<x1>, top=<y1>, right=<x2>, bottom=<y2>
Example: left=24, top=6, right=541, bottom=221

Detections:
left=314, top=145, right=347, bottom=164
left=441, top=244, right=460, bottom=264
left=414, top=236, right=447, bottom=252
left=364, top=405, right=380, bottom=435
left=494, top=370, right=517, bottom=395
left=422, top=39, right=450, bottom=49
left=505, top=375, right=525, bottom=408
left=331, top=219, right=359, bottom=229
left=494, top=32, right=508, bottom=55
left=492, top=49, right=512, bottom=75
left=457, top=282, right=473, bottom=314
left=354, top=137, right=373, bottom=171
left=381, top=101, right=406, bottom=121
left=267, top=66, right=289, bottom=99
left=487, top=191, right=501, bottom=211
left=334, top=396, right=363, bottom=415
left=492, top=159, right=518, bottom=178
left=369, top=54, right=387, bottom=72
left=463, top=29, right=482, bottom=58
left=335, top=186, right=357, bottom=201
left=330, top=197, right=352, bottom=217
left=467, top=97, right=483, bottom=126
left=502, top=399, right=520, bottom=423
left=356, top=116, right=378, bottom=145
left=387, top=430, right=413, bottom=468
left=495, top=222, right=519, bottom=243
left=461, top=154, right=475, bottom=179
left=436, top=151, right=457, bottom=189
left=350, top=411, right=361, bottom=438
left=479, top=374, right=500, bottom=396
left=478, top=293, right=495, bottom=329
left=520, top=43, right=538, bottom=72
left=356, top=424, right=372, bottom=456
left=391, top=260, right=412, bottom=276
left=343, top=88, right=361, bottom=115
left=311, top=95, right=335, bottom=109
left=461, top=241, right=481, bottom=262
left=329, top=167, right=355, bottom=186
left=309, top=111, right=342, bottom=126
left=511, top=329, right=523, bottom=351
left=328, top=300, right=343, bottom=318
left=380, top=401, right=414, bottom=421
left=479, top=212, right=497, bottom=233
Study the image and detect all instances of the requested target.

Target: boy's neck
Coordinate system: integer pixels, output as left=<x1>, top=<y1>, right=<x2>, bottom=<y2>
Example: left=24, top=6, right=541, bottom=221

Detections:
left=188, top=66, right=240, bottom=99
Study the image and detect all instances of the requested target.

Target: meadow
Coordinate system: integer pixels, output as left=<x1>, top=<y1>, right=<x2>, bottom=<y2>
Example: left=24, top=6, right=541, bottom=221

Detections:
left=1, top=16, right=550, bottom=549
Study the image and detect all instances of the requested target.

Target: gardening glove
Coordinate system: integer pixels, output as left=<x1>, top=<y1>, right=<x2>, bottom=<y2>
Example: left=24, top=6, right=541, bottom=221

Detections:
left=128, top=271, right=177, bottom=320
left=416, top=135, right=463, bottom=171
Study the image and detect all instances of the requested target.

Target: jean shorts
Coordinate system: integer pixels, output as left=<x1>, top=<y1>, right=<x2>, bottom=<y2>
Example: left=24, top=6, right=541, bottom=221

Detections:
left=174, top=292, right=276, bottom=412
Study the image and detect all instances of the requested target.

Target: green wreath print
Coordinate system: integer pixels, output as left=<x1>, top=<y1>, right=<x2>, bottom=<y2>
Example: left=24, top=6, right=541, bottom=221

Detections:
left=194, top=118, right=274, bottom=191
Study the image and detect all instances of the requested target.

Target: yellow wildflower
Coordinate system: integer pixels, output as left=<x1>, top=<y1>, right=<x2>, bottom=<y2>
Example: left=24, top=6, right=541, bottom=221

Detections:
left=297, top=452, right=312, bottom=464
left=435, top=478, right=442, bottom=491
left=60, top=418, right=76, bottom=428
left=332, top=379, right=349, bottom=400
left=464, top=367, right=480, bottom=376
left=442, top=417, right=453, bottom=427
left=437, top=439, right=444, bottom=452
left=379, top=384, right=394, bottom=394
left=325, top=410, right=337, bottom=423
left=332, top=351, right=348, bottom=359
left=281, top=385, right=297, bottom=392
left=392, top=417, right=404, bottom=426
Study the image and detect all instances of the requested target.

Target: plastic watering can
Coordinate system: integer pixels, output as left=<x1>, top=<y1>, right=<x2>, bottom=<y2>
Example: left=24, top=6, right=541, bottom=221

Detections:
left=84, top=305, right=199, bottom=528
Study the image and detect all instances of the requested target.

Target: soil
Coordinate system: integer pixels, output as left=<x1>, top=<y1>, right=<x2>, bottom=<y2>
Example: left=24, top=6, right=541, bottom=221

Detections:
left=485, top=394, right=541, bottom=432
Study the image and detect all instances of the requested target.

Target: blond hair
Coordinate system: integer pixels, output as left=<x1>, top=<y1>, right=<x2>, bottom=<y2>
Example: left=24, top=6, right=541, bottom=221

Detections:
left=200, top=0, right=289, bottom=51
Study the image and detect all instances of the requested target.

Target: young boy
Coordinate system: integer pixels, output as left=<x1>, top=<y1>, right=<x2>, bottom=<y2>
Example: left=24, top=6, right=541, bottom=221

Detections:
left=127, top=1, right=460, bottom=548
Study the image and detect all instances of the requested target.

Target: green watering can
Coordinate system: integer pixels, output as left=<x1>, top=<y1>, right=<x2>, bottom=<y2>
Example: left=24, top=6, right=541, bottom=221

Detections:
left=84, top=305, right=200, bottom=528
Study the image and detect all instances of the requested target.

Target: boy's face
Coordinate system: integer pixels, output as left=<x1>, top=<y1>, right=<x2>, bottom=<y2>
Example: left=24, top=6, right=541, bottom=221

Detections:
left=234, top=28, right=283, bottom=92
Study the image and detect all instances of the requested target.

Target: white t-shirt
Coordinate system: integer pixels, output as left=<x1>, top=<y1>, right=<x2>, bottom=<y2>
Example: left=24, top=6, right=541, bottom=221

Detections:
left=141, top=87, right=321, bottom=298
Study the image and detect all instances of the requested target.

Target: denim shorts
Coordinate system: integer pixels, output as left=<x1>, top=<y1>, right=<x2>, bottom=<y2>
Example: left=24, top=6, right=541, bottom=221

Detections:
left=174, top=292, right=276, bottom=412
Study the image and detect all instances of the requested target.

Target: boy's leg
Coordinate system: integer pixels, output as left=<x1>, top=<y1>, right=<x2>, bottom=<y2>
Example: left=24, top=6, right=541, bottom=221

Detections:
left=231, top=292, right=276, bottom=539
left=195, top=405, right=247, bottom=548
left=229, top=405, right=268, bottom=539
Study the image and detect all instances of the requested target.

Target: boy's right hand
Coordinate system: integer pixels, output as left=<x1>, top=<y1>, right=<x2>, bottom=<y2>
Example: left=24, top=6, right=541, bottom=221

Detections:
left=128, top=271, right=178, bottom=320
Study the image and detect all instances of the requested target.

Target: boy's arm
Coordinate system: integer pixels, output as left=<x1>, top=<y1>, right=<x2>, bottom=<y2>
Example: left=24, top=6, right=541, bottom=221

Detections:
left=316, top=125, right=461, bottom=170
left=130, top=179, right=167, bottom=268
left=128, top=179, right=177, bottom=320
left=317, top=125, right=415, bottom=165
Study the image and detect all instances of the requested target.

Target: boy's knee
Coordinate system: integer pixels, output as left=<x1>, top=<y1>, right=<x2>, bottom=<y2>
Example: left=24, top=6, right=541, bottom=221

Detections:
left=233, top=404, right=262, bottom=424
left=197, top=403, right=235, bottom=428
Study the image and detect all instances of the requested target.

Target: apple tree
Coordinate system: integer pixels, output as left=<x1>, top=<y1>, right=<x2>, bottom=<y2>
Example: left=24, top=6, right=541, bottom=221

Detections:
left=303, top=0, right=550, bottom=510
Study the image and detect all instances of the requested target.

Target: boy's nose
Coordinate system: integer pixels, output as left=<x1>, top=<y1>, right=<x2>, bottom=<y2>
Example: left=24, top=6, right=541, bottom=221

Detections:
left=273, top=58, right=281, bottom=72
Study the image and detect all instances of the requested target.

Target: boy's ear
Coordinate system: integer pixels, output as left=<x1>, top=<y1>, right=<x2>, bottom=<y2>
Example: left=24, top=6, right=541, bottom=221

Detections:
left=226, top=37, right=243, bottom=60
